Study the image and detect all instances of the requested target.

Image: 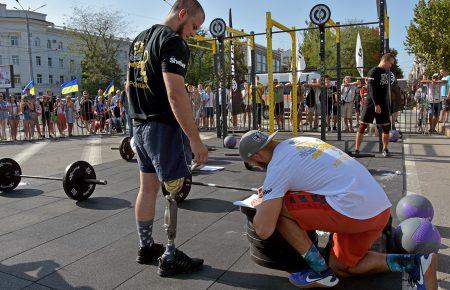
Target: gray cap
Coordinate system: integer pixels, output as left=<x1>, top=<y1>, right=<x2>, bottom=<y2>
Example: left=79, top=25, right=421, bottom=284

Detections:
left=239, top=130, right=278, bottom=162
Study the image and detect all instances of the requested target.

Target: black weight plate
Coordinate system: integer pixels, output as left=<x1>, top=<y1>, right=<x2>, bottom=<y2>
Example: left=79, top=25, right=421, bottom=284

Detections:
left=0, top=158, right=21, bottom=192
left=161, top=174, right=192, bottom=203
left=63, top=161, right=96, bottom=201
left=119, top=136, right=134, bottom=161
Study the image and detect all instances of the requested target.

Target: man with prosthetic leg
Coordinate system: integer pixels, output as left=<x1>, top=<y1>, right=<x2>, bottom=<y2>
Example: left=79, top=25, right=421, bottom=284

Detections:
left=355, top=53, right=395, bottom=157
left=127, top=0, right=208, bottom=277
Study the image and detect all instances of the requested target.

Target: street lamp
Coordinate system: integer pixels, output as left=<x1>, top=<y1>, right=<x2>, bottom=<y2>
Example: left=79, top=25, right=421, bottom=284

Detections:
left=13, top=0, right=46, bottom=86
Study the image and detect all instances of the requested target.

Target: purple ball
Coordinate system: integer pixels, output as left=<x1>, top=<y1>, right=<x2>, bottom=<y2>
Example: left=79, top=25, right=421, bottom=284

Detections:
left=224, top=135, right=237, bottom=149
left=396, top=194, right=434, bottom=222
left=394, top=217, right=441, bottom=254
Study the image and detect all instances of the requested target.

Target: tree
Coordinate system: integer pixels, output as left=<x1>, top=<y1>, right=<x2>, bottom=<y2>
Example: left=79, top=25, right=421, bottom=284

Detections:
left=65, top=6, right=131, bottom=94
left=405, top=0, right=450, bottom=75
left=300, top=21, right=382, bottom=78
left=389, top=48, right=404, bottom=79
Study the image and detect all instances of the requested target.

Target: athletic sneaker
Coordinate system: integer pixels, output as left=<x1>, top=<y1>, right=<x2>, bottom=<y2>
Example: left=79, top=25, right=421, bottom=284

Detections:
left=136, top=243, right=165, bottom=264
left=354, top=149, right=360, bottom=157
left=382, top=149, right=391, bottom=157
left=406, top=253, right=434, bottom=290
left=288, top=267, right=339, bottom=288
left=157, top=249, right=203, bottom=277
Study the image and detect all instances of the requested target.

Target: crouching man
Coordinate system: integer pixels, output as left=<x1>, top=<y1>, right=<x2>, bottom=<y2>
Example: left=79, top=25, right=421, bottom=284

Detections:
left=239, top=130, right=437, bottom=289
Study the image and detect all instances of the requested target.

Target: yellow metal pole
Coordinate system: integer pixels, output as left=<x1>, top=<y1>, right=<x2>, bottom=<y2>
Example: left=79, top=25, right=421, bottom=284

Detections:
left=266, top=12, right=274, bottom=134
left=290, top=28, right=298, bottom=137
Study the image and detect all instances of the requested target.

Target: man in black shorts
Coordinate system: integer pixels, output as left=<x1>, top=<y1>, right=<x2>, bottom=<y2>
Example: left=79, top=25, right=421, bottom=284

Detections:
left=127, top=0, right=208, bottom=277
left=324, top=76, right=338, bottom=131
left=355, top=53, right=396, bottom=157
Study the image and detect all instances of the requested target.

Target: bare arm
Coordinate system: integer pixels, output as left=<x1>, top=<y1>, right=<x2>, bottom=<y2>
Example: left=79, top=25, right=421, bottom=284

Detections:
left=253, top=198, right=283, bottom=240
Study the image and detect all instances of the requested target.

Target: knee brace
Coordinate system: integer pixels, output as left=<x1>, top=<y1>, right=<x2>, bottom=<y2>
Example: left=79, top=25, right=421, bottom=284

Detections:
left=357, top=123, right=368, bottom=134
left=381, top=124, right=390, bottom=134
left=163, top=178, right=185, bottom=246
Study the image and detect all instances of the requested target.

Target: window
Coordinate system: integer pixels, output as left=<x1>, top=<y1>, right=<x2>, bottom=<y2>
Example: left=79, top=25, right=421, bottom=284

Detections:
left=48, top=57, right=52, bottom=67
left=58, top=41, right=63, bottom=49
left=256, top=54, right=262, bottom=73
left=49, top=75, right=53, bottom=84
left=36, top=56, right=41, bottom=66
left=262, top=56, right=267, bottom=73
left=59, top=58, right=64, bottom=68
left=37, top=74, right=42, bottom=84
left=71, top=75, right=76, bottom=80
left=47, top=40, right=51, bottom=49
left=60, top=75, right=64, bottom=83
left=69, top=59, right=74, bottom=71
left=14, top=74, right=21, bottom=85
left=12, top=55, right=19, bottom=65
left=34, top=37, right=40, bottom=47
left=11, top=36, right=18, bottom=46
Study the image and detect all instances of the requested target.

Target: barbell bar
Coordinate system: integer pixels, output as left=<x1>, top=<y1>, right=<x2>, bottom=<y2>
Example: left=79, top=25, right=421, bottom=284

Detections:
left=0, top=158, right=107, bottom=201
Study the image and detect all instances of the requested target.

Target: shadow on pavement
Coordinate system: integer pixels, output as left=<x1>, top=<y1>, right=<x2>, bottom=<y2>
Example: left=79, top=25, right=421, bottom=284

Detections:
left=0, top=189, right=44, bottom=199
left=179, top=198, right=236, bottom=213
left=76, top=197, right=132, bottom=210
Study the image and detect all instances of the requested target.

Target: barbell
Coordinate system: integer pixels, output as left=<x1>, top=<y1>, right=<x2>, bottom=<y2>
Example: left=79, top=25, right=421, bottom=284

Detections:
left=161, top=169, right=259, bottom=203
left=0, top=158, right=107, bottom=201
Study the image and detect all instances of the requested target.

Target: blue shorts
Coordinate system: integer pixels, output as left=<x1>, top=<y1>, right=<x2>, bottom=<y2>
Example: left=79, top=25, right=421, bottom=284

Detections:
left=133, top=121, right=192, bottom=182
left=428, top=103, right=442, bottom=118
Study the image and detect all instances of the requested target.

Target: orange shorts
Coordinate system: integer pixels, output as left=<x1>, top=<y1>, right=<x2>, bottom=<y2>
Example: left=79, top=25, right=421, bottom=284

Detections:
left=283, top=191, right=390, bottom=268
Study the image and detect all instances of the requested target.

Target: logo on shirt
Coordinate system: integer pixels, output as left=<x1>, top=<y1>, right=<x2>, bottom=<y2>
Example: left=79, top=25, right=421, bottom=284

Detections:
left=262, top=188, right=272, bottom=196
left=380, top=72, right=395, bottom=86
left=169, top=57, right=186, bottom=69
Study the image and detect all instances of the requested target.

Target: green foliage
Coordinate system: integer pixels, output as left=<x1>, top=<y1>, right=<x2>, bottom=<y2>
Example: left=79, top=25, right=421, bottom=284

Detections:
left=405, top=0, right=450, bottom=75
left=65, top=6, right=130, bottom=94
left=300, top=21, right=383, bottom=78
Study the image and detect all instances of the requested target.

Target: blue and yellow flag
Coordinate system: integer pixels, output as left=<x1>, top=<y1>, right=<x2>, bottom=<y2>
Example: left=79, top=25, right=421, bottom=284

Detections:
left=23, top=80, right=35, bottom=95
left=103, top=81, right=115, bottom=97
left=61, top=79, right=79, bottom=95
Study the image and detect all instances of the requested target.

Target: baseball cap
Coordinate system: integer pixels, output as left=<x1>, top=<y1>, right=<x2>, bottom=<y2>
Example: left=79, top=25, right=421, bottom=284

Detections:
left=239, top=130, right=278, bottom=162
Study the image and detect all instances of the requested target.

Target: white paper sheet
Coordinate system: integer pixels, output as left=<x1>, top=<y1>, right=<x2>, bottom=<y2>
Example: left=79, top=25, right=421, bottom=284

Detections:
left=198, top=165, right=224, bottom=172
left=233, top=194, right=259, bottom=209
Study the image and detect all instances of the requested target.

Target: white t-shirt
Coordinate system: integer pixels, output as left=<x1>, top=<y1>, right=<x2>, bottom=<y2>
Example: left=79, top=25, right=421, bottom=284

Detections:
left=261, top=137, right=391, bottom=220
left=218, top=88, right=230, bottom=105
left=203, top=92, right=214, bottom=108
left=341, top=85, right=356, bottom=103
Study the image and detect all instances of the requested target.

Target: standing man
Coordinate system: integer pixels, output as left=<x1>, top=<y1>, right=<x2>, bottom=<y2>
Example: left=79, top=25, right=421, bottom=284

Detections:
left=127, top=0, right=207, bottom=277
left=421, top=73, right=446, bottom=133
left=250, top=76, right=265, bottom=129
left=324, top=76, right=338, bottom=132
left=120, top=82, right=132, bottom=137
left=355, top=53, right=396, bottom=157
left=241, top=81, right=252, bottom=129
left=341, top=76, right=358, bottom=132
left=274, top=79, right=285, bottom=130
left=439, top=69, right=450, bottom=123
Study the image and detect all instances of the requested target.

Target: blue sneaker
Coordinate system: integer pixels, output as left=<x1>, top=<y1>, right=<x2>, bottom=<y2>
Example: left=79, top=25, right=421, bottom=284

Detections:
left=406, top=253, right=434, bottom=290
left=289, top=267, right=339, bottom=288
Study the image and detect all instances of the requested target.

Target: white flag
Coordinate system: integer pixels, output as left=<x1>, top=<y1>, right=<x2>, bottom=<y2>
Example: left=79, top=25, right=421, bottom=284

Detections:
left=356, top=32, right=364, bottom=78
left=297, top=49, right=306, bottom=71
left=247, top=41, right=252, bottom=68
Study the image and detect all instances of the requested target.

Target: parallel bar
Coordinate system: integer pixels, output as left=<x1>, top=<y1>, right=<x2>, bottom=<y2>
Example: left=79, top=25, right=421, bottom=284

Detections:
left=190, top=181, right=257, bottom=192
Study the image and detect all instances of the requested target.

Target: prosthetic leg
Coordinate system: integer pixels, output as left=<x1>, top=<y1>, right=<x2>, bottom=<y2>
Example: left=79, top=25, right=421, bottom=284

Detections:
left=162, top=178, right=184, bottom=254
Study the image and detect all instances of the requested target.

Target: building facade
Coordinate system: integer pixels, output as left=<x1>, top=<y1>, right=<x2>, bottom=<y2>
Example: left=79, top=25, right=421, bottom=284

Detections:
left=0, top=4, right=130, bottom=96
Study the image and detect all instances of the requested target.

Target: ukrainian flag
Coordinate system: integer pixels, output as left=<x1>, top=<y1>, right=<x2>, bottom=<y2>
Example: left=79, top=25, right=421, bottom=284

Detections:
left=23, top=80, right=35, bottom=95
left=103, top=81, right=115, bottom=97
left=61, top=79, right=79, bottom=95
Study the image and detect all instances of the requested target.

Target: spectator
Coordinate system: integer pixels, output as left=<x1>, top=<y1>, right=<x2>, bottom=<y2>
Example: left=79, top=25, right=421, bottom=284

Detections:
left=7, top=95, right=19, bottom=141
left=41, top=90, right=55, bottom=138
left=29, top=95, right=43, bottom=139
left=241, top=81, right=252, bottom=129
left=203, top=85, right=215, bottom=130
left=250, top=76, right=264, bottom=129
left=440, top=69, right=450, bottom=123
left=105, top=98, right=112, bottom=134
left=20, top=95, right=32, bottom=141
left=80, top=90, right=95, bottom=134
left=197, top=84, right=206, bottom=129
left=120, top=83, right=132, bottom=137
left=54, top=96, right=67, bottom=137
left=95, top=95, right=106, bottom=133
left=274, top=79, right=285, bottom=130
left=341, top=76, right=359, bottom=132
left=287, top=81, right=304, bottom=132
left=0, top=93, right=9, bottom=141
left=65, top=96, right=75, bottom=137
left=109, top=91, right=122, bottom=133
left=324, top=76, right=338, bottom=132
left=303, top=79, right=320, bottom=131
left=421, top=73, right=445, bottom=133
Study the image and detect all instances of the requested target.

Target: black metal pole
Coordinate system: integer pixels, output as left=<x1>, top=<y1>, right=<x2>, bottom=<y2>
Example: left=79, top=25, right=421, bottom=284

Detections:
left=336, top=22, right=342, bottom=141
left=319, top=25, right=326, bottom=141
left=219, top=38, right=227, bottom=141
left=378, top=0, right=386, bottom=153
left=250, top=32, right=257, bottom=130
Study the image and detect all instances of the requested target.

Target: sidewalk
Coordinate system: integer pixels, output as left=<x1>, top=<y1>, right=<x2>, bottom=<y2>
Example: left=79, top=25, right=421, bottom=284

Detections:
left=403, top=135, right=450, bottom=290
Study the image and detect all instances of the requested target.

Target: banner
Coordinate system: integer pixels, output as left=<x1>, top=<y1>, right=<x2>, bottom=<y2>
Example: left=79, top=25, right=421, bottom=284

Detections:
left=356, top=32, right=364, bottom=78
left=0, top=65, right=13, bottom=89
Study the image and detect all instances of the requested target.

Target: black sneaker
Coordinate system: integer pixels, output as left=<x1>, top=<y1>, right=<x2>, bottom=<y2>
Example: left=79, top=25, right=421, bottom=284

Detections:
left=136, top=243, right=164, bottom=264
left=157, top=249, right=203, bottom=277
left=354, top=149, right=360, bottom=157
left=382, top=149, right=391, bottom=157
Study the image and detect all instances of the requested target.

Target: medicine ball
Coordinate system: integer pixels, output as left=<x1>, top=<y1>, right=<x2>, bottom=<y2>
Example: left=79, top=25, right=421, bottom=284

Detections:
left=396, top=194, right=434, bottom=222
left=389, top=130, right=400, bottom=142
left=394, top=217, right=441, bottom=254
left=224, top=135, right=237, bottom=149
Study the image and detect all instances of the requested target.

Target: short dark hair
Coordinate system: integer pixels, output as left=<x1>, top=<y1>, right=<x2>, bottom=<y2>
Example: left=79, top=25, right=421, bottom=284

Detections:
left=381, top=52, right=395, bottom=62
left=171, top=0, right=205, bottom=19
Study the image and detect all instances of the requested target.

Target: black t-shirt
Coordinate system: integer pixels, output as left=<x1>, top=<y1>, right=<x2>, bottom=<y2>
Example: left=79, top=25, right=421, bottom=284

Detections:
left=81, top=99, right=93, bottom=114
left=326, top=85, right=337, bottom=104
left=40, top=99, right=54, bottom=119
left=127, top=24, right=190, bottom=125
left=366, top=66, right=391, bottom=108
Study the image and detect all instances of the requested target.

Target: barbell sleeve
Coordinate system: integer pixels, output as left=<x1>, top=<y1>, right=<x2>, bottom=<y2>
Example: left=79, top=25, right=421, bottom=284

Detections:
left=83, top=178, right=108, bottom=185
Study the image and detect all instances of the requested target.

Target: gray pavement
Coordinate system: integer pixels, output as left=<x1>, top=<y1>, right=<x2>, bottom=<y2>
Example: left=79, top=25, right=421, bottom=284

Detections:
left=0, top=131, right=448, bottom=289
